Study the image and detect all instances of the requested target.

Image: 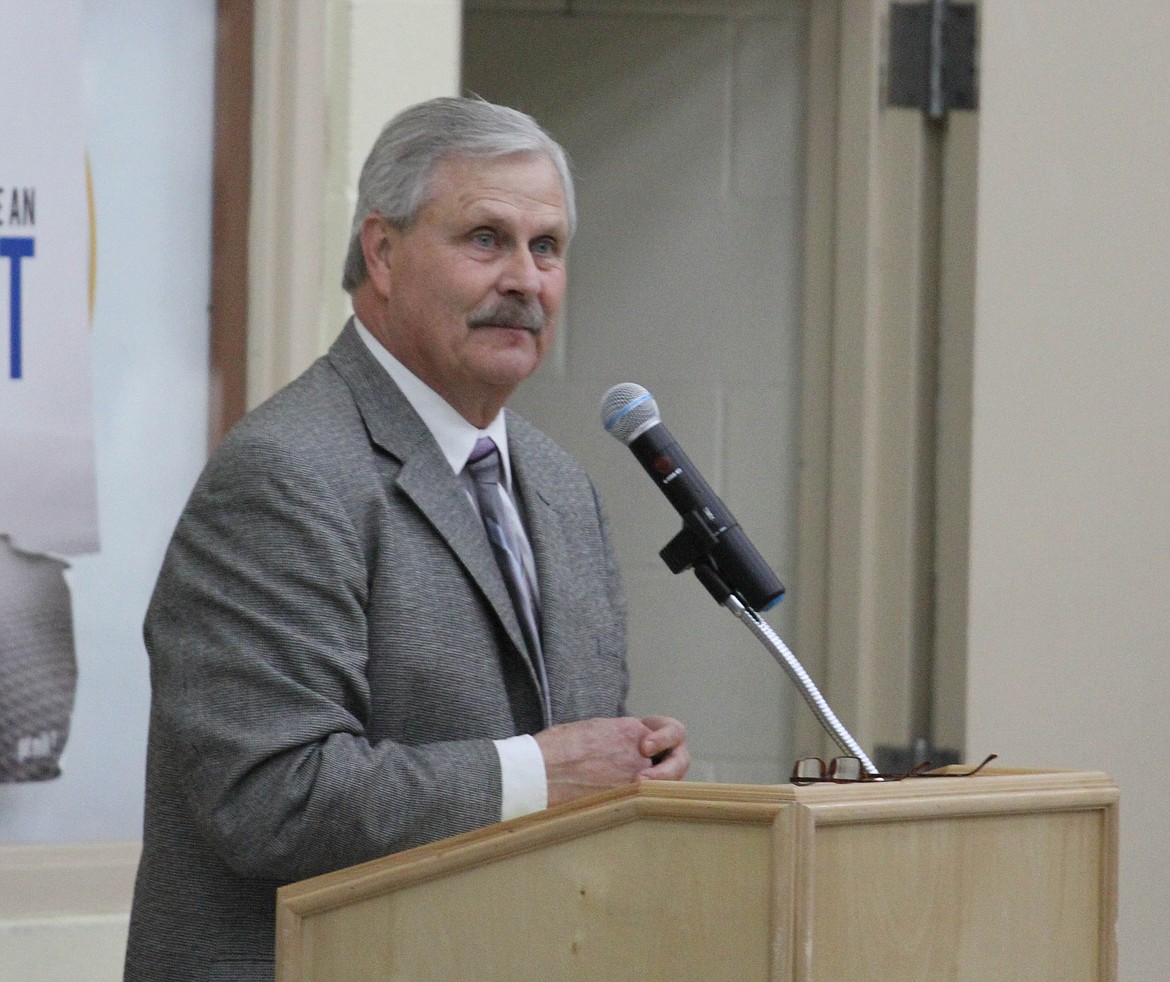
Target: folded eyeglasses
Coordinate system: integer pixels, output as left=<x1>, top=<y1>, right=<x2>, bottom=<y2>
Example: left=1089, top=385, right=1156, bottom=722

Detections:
left=790, top=753, right=998, bottom=785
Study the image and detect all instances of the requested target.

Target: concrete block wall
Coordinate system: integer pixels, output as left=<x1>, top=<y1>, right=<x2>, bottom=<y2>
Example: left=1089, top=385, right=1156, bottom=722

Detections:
left=464, top=0, right=809, bottom=782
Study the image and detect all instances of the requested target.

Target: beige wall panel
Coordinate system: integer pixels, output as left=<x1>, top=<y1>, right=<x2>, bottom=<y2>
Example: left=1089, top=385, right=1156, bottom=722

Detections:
left=968, top=3, right=1170, bottom=979
left=0, top=842, right=139, bottom=982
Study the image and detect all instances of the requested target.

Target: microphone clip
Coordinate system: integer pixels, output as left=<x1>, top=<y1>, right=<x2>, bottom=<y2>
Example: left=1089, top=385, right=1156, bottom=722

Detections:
left=659, top=510, right=737, bottom=606
left=659, top=506, right=786, bottom=611
left=659, top=508, right=724, bottom=574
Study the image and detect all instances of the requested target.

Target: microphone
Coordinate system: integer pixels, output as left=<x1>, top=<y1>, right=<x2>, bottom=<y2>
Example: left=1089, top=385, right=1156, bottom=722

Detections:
left=600, top=383, right=785, bottom=611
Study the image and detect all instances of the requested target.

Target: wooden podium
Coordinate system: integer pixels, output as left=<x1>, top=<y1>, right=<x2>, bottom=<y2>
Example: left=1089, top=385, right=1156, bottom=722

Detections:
left=276, top=769, right=1117, bottom=981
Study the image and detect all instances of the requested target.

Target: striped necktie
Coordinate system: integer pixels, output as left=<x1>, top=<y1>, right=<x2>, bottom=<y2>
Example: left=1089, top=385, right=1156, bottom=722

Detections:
left=465, top=436, right=551, bottom=721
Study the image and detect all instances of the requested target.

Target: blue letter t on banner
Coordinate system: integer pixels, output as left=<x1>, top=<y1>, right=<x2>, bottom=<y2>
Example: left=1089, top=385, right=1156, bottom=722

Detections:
left=2, top=236, right=36, bottom=379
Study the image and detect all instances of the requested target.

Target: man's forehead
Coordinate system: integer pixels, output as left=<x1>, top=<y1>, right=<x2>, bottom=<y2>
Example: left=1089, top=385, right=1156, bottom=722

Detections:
left=428, top=153, right=568, bottom=221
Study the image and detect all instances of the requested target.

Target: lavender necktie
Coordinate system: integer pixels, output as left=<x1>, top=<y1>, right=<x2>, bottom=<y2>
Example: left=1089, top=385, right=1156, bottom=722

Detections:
left=465, top=436, right=551, bottom=721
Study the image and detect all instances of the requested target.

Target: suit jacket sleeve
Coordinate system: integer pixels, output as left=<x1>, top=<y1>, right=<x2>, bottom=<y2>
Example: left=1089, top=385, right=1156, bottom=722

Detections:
left=145, top=424, right=508, bottom=883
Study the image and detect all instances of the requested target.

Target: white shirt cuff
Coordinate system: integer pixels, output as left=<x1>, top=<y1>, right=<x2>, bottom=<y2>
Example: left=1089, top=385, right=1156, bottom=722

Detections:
left=493, top=734, right=548, bottom=821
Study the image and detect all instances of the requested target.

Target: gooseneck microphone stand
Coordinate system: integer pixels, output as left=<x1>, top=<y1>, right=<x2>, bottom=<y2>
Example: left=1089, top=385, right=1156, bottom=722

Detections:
left=690, top=559, right=880, bottom=777
left=600, top=381, right=877, bottom=777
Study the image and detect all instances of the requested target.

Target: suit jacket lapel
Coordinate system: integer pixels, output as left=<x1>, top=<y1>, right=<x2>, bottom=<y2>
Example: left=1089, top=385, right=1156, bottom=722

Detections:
left=507, top=415, right=581, bottom=725
left=326, top=323, right=545, bottom=709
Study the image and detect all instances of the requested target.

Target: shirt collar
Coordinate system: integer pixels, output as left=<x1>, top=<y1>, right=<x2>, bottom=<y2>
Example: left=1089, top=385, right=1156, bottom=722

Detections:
left=352, top=316, right=513, bottom=486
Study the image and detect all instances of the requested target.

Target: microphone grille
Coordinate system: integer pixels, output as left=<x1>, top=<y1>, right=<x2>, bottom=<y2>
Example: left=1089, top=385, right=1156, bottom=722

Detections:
left=600, top=383, right=660, bottom=444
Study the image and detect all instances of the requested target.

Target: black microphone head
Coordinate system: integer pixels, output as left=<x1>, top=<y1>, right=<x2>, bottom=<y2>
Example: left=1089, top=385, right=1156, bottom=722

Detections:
left=601, top=383, right=660, bottom=444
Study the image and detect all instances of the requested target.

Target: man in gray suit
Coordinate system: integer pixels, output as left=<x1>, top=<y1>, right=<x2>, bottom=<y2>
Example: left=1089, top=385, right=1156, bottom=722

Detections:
left=124, top=97, right=688, bottom=980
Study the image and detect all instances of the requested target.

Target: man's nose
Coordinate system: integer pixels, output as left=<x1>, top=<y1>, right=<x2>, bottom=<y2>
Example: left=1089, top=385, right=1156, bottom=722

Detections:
left=498, top=247, right=541, bottom=296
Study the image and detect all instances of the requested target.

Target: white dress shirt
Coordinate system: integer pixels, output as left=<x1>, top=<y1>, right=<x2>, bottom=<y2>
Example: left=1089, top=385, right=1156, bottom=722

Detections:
left=354, top=318, right=547, bottom=821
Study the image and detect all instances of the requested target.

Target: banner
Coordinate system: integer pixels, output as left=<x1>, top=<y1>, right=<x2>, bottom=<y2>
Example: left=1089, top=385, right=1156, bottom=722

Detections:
left=1, top=0, right=96, bottom=782
left=0, top=537, right=76, bottom=781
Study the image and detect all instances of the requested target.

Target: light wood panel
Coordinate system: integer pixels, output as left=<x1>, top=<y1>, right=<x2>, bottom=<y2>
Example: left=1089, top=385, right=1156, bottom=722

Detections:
left=278, top=770, right=1118, bottom=981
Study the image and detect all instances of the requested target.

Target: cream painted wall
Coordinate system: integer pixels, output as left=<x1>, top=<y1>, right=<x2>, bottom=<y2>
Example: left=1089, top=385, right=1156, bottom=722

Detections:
left=968, top=3, right=1170, bottom=978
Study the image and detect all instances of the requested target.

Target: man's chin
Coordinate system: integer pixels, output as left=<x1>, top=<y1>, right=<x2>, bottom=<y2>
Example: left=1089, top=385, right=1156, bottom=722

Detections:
left=475, top=344, right=545, bottom=385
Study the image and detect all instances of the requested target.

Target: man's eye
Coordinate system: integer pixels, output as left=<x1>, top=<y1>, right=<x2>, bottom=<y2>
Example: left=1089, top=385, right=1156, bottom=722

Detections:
left=531, top=237, right=558, bottom=257
left=471, top=230, right=497, bottom=248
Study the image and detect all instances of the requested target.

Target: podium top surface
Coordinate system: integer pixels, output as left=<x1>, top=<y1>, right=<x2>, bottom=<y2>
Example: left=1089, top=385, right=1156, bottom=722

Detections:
left=278, top=768, right=1117, bottom=918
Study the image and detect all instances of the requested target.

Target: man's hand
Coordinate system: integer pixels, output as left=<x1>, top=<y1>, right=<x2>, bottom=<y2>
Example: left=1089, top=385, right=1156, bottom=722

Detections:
left=637, top=714, right=690, bottom=781
left=534, top=715, right=689, bottom=807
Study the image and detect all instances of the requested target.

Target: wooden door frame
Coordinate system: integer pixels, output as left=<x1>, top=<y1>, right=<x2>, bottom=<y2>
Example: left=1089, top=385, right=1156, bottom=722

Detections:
left=209, top=0, right=253, bottom=446
left=795, top=0, right=976, bottom=763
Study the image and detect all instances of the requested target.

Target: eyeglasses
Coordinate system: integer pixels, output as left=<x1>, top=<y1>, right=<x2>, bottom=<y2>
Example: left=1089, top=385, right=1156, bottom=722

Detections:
left=790, top=753, right=998, bottom=786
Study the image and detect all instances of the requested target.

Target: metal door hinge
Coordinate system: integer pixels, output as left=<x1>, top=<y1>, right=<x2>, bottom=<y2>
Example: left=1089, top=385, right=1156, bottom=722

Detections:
left=888, top=0, right=978, bottom=120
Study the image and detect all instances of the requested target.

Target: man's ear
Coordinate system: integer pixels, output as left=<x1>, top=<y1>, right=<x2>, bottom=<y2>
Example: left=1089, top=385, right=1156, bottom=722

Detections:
left=360, top=214, right=398, bottom=296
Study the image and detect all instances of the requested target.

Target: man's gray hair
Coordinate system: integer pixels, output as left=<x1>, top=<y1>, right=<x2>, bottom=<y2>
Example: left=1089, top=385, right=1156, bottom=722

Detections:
left=341, top=96, right=576, bottom=293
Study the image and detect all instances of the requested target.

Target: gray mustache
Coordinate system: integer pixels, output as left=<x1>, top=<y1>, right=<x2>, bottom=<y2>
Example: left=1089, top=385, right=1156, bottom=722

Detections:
left=468, top=299, right=546, bottom=334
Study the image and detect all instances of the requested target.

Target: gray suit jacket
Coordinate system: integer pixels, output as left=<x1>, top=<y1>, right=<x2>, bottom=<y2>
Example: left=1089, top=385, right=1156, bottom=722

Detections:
left=124, top=323, right=628, bottom=981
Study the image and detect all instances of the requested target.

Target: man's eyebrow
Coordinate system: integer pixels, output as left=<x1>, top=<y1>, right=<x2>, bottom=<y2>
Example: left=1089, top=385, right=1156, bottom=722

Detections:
left=463, top=209, right=568, bottom=240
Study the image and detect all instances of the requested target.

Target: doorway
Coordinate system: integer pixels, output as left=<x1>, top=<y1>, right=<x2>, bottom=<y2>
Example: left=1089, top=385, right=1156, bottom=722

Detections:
left=463, top=2, right=811, bottom=781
